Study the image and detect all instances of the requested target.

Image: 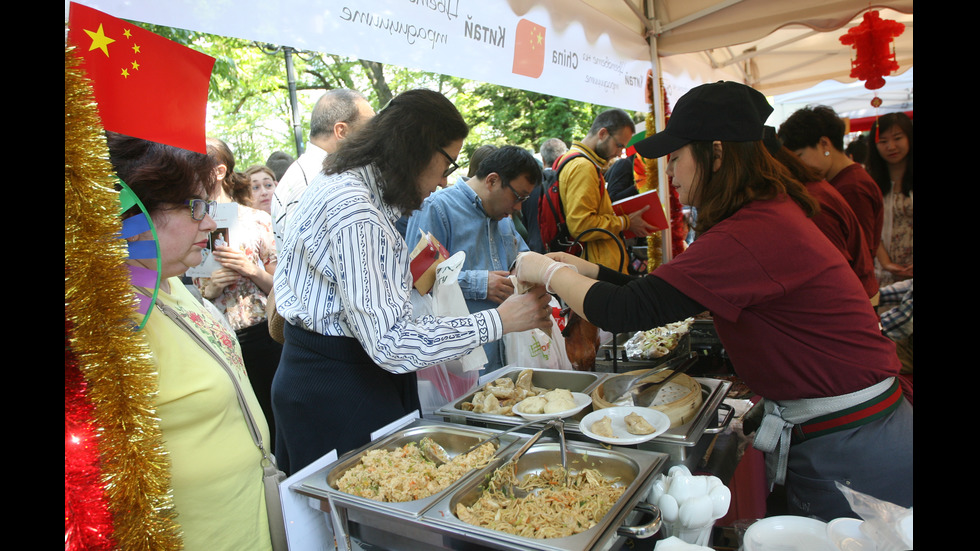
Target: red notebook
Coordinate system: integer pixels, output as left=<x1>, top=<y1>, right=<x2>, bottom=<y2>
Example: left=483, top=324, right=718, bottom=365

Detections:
left=612, top=190, right=669, bottom=238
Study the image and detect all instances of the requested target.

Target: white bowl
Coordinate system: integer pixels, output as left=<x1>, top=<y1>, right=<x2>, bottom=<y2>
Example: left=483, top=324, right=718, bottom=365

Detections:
left=579, top=406, right=671, bottom=445
left=743, top=515, right=836, bottom=551
left=513, top=392, right=592, bottom=420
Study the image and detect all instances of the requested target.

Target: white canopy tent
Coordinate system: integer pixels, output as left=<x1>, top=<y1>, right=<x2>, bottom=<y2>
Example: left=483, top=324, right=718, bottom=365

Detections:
left=68, top=0, right=912, bottom=263
left=67, top=0, right=912, bottom=113
left=578, top=0, right=912, bottom=100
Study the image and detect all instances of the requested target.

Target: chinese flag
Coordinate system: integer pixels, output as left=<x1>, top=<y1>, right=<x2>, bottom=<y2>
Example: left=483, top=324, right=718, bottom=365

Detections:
left=512, top=19, right=546, bottom=78
left=66, top=2, right=214, bottom=153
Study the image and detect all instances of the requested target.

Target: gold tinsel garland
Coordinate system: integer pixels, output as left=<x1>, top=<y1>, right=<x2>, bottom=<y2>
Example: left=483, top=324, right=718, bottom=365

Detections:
left=641, top=109, right=663, bottom=272
left=65, top=45, right=182, bottom=550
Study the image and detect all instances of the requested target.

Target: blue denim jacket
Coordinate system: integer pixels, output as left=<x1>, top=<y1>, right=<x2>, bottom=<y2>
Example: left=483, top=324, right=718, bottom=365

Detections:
left=406, top=182, right=528, bottom=373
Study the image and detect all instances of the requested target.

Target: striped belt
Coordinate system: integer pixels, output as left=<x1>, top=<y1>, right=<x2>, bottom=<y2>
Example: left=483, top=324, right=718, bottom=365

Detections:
left=791, top=378, right=903, bottom=444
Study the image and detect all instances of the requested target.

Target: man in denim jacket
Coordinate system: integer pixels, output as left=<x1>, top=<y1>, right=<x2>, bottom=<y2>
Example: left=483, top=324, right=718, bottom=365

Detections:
left=407, top=145, right=542, bottom=374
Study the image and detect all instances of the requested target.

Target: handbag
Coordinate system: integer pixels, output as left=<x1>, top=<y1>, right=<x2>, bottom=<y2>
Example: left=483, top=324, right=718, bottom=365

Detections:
left=266, top=288, right=285, bottom=344
left=150, top=294, right=289, bottom=550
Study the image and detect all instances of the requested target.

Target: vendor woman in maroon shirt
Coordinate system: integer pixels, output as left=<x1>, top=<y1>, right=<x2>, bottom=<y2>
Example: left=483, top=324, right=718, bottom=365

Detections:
left=512, top=81, right=912, bottom=521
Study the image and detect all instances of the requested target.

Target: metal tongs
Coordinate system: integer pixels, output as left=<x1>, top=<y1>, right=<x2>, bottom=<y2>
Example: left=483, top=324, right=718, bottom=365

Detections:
left=633, top=354, right=698, bottom=407
left=421, top=417, right=548, bottom=466
left=601, top=353, right=697, bottom=404
left=499, top=417, right=567, bottom=498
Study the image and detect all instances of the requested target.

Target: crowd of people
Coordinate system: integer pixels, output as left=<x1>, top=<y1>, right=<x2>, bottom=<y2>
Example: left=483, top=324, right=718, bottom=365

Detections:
left=113, top=82, right=911, bottom=547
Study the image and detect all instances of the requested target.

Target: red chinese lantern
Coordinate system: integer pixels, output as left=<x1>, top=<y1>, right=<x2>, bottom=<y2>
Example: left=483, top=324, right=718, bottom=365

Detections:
left=839, top=10, right=905, bottom=93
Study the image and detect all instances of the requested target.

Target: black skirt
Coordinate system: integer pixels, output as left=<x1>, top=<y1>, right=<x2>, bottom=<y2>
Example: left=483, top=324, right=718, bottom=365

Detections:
left=271, top=323, right=420, bottom=476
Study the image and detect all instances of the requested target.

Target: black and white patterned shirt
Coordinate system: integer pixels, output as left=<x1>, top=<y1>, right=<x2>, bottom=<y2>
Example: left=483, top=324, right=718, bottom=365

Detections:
left=274, top=163, right=502, bottom=374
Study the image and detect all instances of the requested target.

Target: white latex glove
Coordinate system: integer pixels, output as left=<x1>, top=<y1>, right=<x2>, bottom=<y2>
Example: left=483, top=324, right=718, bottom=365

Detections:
left=512, top=252, right=577, bottom=293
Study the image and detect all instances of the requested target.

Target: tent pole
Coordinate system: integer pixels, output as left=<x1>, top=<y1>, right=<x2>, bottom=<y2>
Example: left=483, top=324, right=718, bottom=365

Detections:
left=284, top=46, right=304, bottom=157
left=646, top=0, right=672, bottom=265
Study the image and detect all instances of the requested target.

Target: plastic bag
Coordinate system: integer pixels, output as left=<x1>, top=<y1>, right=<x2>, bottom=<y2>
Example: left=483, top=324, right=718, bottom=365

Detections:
left=502, top=296, right=573, bottom=370
left=411, top=286, right=479, bottom=414
left=409, top=252, right=482, bottom=414
left=835, top=482, right=913, bottom=550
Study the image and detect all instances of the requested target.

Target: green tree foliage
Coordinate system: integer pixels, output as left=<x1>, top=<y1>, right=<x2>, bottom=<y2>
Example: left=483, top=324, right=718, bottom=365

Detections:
left=138, top=24, right=636, bottom=170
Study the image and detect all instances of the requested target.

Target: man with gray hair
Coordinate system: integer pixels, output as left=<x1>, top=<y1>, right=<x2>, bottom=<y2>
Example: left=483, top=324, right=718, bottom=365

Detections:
left=540, top=137, right=568, bottom=170
left=271, top=88, right=375, bottom=249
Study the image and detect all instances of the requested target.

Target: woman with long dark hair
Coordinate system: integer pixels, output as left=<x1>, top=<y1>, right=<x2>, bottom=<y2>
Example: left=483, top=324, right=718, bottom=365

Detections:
left=271, top=89, right=553, bottom=475
left=513, top=82, right=912, bottom=521
left=866, top=113, right=913, bottom=285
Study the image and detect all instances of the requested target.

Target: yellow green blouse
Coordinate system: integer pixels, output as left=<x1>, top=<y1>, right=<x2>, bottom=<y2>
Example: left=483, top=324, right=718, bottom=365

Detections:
left=143, top=277, right=273, bottom=550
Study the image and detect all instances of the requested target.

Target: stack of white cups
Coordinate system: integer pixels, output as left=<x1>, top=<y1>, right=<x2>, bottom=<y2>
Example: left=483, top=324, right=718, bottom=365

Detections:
left=648, top=465, right=732, bottom=547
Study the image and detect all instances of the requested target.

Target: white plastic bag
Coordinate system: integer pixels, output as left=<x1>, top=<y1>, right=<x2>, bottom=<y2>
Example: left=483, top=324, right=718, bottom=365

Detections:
left=503, top=296, right=573, bottom=370
left=835, top=482, right=913, bottom=550
left=410, top=288, right=479, bottom=414
left=409, top=252, right=483, bottom=414
left=431, top=252, right=488, bottom=373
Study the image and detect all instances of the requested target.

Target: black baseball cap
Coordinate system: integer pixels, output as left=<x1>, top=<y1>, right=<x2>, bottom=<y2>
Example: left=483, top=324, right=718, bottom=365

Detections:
left=633, top=81, right=773, bottom=159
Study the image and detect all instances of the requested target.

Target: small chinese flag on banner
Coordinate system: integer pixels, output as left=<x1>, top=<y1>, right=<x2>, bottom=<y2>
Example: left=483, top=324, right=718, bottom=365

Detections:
left=512, top=19, right=546, bottom=78
left=66, top=2, right=214, bottom=153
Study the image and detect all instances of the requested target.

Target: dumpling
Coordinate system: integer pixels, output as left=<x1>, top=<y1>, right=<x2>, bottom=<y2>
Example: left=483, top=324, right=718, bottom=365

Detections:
left=519, top=396, right=548, bottom=414
left=544, top=396, right=576, bottom=414
left=624, top=412, right=656, bottom=435
left=543, top=388, right=574, bottom=403
left=591, top=416, right=615, bottom=437
left=515, top=369, right=534, bottom=391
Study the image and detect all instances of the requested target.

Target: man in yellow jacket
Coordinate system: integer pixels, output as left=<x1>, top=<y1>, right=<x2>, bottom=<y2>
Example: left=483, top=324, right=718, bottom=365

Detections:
left=560, top=109, right=656, bottom=273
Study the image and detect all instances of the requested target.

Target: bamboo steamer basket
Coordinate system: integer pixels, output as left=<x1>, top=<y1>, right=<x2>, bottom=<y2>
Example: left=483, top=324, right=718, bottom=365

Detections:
left=591, top=369, right=703, bottom=427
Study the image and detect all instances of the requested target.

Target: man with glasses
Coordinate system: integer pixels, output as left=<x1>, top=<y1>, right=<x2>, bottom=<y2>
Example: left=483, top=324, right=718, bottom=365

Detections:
left=406, top=145, right=543, bottom=374
left=559, top=109, right=655, bottom=273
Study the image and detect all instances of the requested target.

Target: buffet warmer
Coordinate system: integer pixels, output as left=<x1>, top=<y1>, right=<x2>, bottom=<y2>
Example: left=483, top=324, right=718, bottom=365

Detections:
left=294, top=419, right=669, bottom=551
left=435, top=367, right=733, bottom=469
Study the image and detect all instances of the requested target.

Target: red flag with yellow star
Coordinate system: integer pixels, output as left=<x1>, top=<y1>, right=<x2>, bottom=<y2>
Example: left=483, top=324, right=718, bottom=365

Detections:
left=512, top=19, right=546, bottom=78
left=66, top=2, right=214, bottom=153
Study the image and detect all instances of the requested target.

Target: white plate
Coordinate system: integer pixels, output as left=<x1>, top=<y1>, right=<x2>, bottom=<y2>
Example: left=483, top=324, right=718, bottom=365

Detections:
left=579, top=407, right=671, bottom=445
left=827, top=518, right=876, bottom=551
left=743, top=516, right=836, bottom=551
left=513, top=392, right=592, bottom=420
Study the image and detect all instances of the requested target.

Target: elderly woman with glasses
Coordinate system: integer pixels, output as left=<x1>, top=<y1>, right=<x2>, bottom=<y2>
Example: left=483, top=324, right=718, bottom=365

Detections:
left=110, top=132, right=274, bottom=550
left=271, top=89, right=554, bottom=475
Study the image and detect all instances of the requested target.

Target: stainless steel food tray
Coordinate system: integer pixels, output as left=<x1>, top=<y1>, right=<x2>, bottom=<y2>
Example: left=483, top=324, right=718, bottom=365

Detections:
left=422, top=441, right=667, bottom=551
left=302, top=431, right=669, bottom=551
left=441, top=376, right=731, bottom=446
left=294, top=420, right=523, bottom=519
left=436, top=367, right=604, bottom=427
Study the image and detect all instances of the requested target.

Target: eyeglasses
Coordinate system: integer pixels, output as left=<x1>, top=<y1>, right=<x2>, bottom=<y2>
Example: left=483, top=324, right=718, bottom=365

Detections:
left=503, top=181, right=532, bottom=203
left=439, top=147, right=460, bottom=179
left=187, top=198, right=217, bottom=221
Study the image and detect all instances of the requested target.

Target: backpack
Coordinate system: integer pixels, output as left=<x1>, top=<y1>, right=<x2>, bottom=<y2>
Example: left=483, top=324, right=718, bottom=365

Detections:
left=537, top=152, right=603, bottom=254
